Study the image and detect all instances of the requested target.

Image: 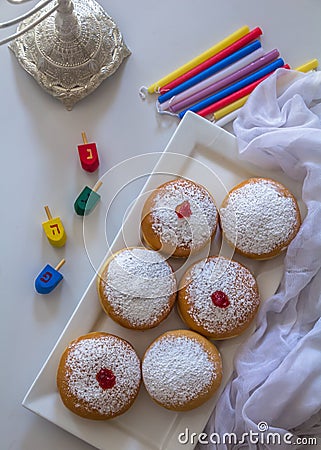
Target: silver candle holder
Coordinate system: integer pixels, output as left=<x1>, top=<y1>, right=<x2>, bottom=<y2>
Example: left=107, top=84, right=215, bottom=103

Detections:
left=1, top=0, right=130, bottom=110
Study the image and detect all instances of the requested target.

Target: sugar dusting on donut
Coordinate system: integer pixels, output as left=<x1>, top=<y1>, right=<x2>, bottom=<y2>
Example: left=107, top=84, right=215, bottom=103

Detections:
left=102, top=248, right=176, bottom=327
left=142, top=334, right=218, bottom=408
left=64, top=335, right=141, bottom=415
left=185, top=257, right=259, bottom=335
left=220, top=178, right=299, bottom=255
left=150, top=179, right=218, bottom=250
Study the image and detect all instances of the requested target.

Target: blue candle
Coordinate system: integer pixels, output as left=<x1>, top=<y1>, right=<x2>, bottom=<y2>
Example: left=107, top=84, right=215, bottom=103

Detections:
left=158, top=40, right=261, bottom=104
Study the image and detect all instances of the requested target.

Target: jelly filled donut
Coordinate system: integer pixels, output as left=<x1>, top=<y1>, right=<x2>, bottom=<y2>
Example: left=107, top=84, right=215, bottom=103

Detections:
left=142, top=329, right=222, bottom=411
left=141, top=179, right=218, bottom=257
left=178, top=256, right=260, bottom=339
left=220, top=177, right=301, bottom=260
left=57, top=332, right=141, bottom=420
left=98, top=247, right=177, bottom=330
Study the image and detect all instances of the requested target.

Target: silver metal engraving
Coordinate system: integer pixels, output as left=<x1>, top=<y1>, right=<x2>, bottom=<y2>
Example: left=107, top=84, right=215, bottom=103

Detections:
left=9, top=0, right=130, bottom=109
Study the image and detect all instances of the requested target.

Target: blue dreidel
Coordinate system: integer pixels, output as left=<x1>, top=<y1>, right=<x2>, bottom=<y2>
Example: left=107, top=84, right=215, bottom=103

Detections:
left=74, top=180, right=102, bottom=216
left=35, top=259, right=65, bottom=294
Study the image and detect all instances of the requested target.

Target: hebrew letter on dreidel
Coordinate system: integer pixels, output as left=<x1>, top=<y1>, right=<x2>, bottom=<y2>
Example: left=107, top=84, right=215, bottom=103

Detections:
left=50, top=223, right=61, bottom=235
left=86, top=148, right=93, bottom=159
left=40, top=271, right=53, bottom=283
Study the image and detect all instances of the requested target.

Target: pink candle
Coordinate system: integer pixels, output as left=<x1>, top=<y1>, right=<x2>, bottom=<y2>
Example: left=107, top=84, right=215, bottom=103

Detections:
left=170, top=49, right=279, bottom=113
left=158, top=47, right=265, bottom=112
left=197, top=64, right=290, bottom=117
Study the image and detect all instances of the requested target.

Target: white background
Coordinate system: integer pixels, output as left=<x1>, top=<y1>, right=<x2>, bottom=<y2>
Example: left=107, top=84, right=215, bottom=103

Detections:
left=1, top=1, right=321, bottom=449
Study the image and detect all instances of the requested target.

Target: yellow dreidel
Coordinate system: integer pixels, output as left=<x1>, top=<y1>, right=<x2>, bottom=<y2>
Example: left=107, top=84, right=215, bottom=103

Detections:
left=42, top=206, right=67, bottom=247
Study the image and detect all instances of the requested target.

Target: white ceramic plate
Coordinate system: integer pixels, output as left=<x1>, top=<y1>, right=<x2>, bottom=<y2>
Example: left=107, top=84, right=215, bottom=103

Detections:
left=23, top=112, right=303, bottom=450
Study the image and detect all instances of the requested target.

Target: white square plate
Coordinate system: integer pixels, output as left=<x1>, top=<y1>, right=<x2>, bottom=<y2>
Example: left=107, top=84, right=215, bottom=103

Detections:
left=23, top=112, right=303, bottom=450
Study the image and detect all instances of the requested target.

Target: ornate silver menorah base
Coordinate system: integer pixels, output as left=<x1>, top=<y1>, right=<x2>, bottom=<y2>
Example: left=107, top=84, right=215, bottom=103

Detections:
left=9, top=0, right=130, bottom=110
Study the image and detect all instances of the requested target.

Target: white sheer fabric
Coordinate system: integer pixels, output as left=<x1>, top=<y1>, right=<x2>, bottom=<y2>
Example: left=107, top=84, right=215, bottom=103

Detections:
left=198, top=69, right=321, bottom=450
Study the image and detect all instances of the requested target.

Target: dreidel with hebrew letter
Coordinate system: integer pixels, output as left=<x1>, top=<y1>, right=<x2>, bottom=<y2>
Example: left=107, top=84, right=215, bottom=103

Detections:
left=35, top=259, right=65, bottom=294
left=74, top=181, right=102, bottom=216
left=77, top=132, right=100, bottom=172
left=42, top=206, right=67, bottom=247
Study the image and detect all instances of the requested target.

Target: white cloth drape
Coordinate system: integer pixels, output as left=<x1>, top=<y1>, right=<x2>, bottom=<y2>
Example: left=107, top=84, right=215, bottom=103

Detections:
left=198, top=69, right=321, bottom=449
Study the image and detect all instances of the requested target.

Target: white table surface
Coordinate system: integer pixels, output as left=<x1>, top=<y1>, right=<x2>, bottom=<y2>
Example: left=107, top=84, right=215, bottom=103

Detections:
left=1, top=1, right=321, bottom=449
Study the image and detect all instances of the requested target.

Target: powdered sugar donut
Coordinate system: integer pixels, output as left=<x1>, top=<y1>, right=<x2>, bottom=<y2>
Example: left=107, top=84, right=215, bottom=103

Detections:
left=142, top=329, right=222, bottom=411
left=57, top=332, right=141, bottom=420
left=141, top=179, right=218, bottom=257
left=220, top=177, right=301, bottom=260
left=98, top=247, right=177, bottom=330
left=178, top=256, right=260, bottom=339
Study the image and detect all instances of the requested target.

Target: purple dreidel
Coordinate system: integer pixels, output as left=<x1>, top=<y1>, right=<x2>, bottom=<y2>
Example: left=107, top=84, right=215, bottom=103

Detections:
left=35, top=259, right=65, bottom=294
left=74, top=180, right=102, bottom=216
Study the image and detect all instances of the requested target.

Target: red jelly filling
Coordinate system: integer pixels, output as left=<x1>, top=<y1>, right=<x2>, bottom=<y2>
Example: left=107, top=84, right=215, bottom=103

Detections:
left=211, top=290, right=230, bottom=308
left=175, top=200, right=192, bottom=218
left=96, top=368, right=116, bottom=389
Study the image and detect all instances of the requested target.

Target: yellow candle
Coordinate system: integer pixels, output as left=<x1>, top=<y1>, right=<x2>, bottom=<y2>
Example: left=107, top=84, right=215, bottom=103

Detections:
left=213, top=94, right=250, bottom=121
left=147, top=26, right=250, bottom=93
left=295, top=59, right=318, bottom=73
